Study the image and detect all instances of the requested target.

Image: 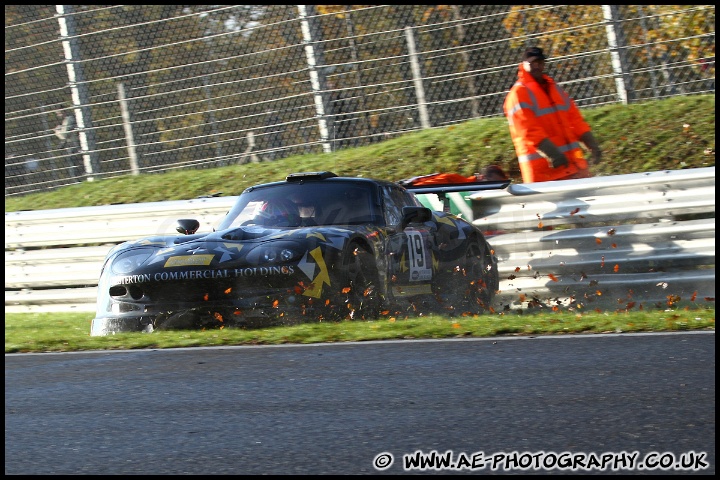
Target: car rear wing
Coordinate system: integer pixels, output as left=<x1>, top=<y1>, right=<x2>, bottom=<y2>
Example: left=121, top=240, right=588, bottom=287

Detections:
left=401, top=180, right=511, bottom=212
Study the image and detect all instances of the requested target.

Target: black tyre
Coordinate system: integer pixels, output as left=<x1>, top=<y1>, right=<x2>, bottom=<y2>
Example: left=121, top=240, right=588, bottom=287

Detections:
left=324, top=243, right=382, bottom=321
left=436, top=236, right=497, bottom=315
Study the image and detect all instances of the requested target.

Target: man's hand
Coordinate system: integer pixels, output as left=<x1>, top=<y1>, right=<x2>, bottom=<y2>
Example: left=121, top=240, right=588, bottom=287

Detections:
left=580, top=131, right=602, bottom=165
left=551, top=154, right=569, bottom=168
left=537, top=138, right=568, bottom=168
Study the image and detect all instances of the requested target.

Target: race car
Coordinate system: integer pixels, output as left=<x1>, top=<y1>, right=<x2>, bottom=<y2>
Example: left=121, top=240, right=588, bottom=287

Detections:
left=90, top=171, right=506, bottom=335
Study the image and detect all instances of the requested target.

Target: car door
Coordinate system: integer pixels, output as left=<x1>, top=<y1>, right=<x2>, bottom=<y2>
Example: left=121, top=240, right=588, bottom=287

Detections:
left=380, top=185, right=436, bottom=298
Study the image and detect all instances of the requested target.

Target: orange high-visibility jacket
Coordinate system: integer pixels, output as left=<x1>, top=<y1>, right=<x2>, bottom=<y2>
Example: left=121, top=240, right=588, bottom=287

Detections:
left=503, top=64, right=591, bottom=182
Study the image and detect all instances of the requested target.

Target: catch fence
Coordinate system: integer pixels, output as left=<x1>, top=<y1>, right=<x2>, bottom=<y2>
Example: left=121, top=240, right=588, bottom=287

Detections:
left=5, top=5, right=716, bottom=195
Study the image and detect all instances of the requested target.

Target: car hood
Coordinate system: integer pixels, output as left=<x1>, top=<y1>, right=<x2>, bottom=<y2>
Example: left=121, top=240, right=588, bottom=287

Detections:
left=106, top=224, right=370, bottom=260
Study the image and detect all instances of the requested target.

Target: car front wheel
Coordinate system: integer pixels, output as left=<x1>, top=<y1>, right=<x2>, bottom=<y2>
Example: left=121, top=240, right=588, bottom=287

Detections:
left=324, top=243, right=382, bottom=321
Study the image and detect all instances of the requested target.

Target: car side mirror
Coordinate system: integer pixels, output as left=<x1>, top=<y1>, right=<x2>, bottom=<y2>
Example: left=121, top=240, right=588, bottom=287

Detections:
left=176, top=218, right=200, bottom=235
left=401, top=206, right=432, bottom=229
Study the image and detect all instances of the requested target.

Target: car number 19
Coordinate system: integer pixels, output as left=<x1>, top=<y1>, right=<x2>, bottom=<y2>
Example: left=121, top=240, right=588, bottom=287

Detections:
left=406, top=230, right=432, bottom=282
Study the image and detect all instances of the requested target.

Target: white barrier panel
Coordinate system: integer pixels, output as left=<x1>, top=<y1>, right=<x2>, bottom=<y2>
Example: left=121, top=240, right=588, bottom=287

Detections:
left=5, top=196, right=234, bottom=249
left=5, top=167, right=716, bottom=313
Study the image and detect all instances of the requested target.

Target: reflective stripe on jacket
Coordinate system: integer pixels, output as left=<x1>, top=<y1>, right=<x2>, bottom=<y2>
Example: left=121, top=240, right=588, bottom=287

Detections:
left=503, top=64, right=591, bottom=182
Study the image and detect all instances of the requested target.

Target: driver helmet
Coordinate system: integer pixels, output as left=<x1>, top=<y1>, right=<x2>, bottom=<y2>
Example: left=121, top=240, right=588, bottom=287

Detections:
left=260, top=198, right=301, bottom=225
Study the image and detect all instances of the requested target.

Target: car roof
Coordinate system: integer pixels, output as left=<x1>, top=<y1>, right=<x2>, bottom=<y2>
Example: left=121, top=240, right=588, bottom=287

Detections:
left=243, top=171, right=399, bottom=192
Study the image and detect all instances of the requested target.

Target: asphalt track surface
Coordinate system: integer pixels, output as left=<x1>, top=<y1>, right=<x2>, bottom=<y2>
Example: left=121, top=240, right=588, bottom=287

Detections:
left=5, top=331, right=715, bottom=475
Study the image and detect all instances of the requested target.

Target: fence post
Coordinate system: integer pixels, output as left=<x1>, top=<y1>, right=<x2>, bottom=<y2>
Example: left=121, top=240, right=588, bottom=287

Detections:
left=117, top=83, right=140, bottom=175
left=404, top=26, right=431, bottom=129
left=55, top=4, right=100, bottom=179
left=298, top=5, right=333, bottom=153
left=602, top=5, right=635, bottom=104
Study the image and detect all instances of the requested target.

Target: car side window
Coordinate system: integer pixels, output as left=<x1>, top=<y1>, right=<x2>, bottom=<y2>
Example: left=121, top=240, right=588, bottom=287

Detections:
left=401, top=187, right=422, bottom=207
left=382, top=185, right=411, bottom=226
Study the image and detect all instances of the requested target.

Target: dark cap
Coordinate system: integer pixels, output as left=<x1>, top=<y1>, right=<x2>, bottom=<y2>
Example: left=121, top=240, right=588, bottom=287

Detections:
left=482, top=164, right=509, bottom=181
left=523, top=47, right=547, bottom=62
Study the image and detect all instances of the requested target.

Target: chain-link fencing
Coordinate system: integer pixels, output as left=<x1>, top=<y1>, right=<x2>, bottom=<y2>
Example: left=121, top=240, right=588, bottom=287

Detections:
left=5, top=5, right=715, bottom=196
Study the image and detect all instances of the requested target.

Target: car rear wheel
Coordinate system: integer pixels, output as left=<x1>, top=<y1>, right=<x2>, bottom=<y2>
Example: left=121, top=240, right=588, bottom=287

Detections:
left=436, top=236, right=496, bottom=315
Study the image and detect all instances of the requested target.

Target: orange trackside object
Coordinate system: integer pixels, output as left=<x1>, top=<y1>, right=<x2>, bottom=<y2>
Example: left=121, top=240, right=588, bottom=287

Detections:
left=503, top=64, right=592, bottom=183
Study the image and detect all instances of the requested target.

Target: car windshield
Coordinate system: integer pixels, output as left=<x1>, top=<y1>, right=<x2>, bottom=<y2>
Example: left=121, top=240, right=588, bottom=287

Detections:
left=217, top=182, right=382, bottom=230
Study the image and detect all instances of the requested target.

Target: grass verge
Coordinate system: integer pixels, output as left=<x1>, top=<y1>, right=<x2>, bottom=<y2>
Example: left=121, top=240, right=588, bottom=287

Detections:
left=5, top=308, right=714, bottom=354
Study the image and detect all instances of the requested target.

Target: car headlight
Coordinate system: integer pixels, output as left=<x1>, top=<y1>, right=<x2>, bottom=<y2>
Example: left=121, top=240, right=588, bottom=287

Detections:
left=111, top=249, right=154, bottom=274
left=263, top=247, right=295, bottom=263
left=246, top=242, right=302, bottom=265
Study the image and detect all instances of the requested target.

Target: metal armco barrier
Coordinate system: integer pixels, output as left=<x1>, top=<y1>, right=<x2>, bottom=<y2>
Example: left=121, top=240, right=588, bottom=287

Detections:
left=5, top=167, right=715, bottom=314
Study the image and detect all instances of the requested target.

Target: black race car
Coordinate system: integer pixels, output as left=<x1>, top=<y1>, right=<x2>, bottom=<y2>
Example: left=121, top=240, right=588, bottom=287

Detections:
left=91, top=171, right=504, bottom=335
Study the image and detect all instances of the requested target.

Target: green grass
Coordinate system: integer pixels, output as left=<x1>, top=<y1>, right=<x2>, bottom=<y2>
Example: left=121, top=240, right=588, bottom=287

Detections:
left=4, top=95, right=715, bottom=352
left=4, top=95, right=715, bottom=212
left=5, top=309, right=715, bottom=353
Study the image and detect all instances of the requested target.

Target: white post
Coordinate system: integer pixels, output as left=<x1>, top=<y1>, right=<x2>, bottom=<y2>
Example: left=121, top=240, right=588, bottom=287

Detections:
left=405, top=26, right=431, bottom=129
left=56, top=4, right=98, bottom=180
left=602, top=5, right=634, bottom=104
left=117, top=82, right=140, bottom=175
left=298, top=5, right=332, bottom=153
